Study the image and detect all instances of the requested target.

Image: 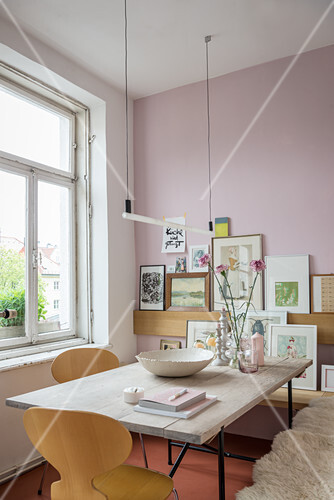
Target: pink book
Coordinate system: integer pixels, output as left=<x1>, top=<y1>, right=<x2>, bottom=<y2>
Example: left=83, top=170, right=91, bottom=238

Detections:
left=138, top=386, right=206, bottom=412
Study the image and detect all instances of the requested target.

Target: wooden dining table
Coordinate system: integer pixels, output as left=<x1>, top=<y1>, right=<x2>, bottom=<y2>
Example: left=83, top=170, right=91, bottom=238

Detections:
left=6, top=355, right=311, bottom=499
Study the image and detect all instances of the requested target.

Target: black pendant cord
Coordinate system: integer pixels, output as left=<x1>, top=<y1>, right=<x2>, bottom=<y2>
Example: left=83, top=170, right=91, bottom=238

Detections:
left=124, top=0, right=131, bottom=213
left=205, top=35, right=213, bottom=232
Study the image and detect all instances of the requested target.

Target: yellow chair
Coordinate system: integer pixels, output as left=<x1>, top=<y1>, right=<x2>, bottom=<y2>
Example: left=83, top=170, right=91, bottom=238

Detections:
left=24, top=407, right=176, bottom=500
left=37, top=347, right=147, bottom=495
left=50, top=347, right=120, bottom=383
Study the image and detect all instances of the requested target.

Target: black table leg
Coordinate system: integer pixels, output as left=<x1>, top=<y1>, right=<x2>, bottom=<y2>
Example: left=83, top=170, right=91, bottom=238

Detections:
left=288, top=380, right=293, bottom=429
left=218, top=427, right=225, bottom=500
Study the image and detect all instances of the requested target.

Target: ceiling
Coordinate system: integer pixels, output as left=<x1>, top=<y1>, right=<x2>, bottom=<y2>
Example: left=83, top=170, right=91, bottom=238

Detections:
left=1, top=0, right=334, bottom=99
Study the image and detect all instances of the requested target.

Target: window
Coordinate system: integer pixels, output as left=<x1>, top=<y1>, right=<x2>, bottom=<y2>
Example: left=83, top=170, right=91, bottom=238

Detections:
left=0, top=72, right=90, bottom=355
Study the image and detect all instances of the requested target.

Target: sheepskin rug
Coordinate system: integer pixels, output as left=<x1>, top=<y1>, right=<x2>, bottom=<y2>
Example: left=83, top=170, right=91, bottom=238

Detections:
left=309, top=395, right=334, bottom=409
left=236, top=429, right=334, bottom=500
left=292, top=403, right=334, bottom=436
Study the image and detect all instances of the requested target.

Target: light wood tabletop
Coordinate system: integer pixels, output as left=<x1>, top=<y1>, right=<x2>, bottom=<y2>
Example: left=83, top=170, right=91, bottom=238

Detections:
left=7, top=356, right=311, bottom=446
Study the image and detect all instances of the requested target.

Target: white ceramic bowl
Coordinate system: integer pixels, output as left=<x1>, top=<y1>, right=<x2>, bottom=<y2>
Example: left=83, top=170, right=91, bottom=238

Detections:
left=135, top=348, right=214, bottom=377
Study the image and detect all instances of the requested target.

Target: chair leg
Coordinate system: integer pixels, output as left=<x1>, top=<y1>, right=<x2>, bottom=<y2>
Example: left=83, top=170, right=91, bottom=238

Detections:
left=139, top=433, right=148, bottom=468
left=173, top=488, right=179, bottom=499
left=38, top=461, right=49, bottom=495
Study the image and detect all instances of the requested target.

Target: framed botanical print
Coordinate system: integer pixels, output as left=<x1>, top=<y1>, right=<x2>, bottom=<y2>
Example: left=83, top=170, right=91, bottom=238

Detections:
left=188, top=245, right=209, bottom=272
left=166, top=272, right=210, bottom=311
left=243, top=310, right=287, bottom=355
left=270, top=324, right=317, bottom=390
left=265, top=254, right=309, bottom=313
left=186, top=320, right=218, bottom=349
left=212, top=234, right=263, bottom=311
left=139, top=265, right=165, bottom=311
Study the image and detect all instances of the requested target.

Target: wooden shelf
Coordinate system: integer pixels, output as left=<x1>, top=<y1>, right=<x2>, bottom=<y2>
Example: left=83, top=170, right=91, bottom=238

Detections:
left=133, top=311, right=220, bottom=337
left=259, top=388, right=334, bottom=410
left=134, top=311, right=334, bottom=343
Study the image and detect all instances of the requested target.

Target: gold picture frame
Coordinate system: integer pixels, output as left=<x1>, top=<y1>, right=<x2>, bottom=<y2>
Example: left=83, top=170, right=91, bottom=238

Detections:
left=166, top=272, right=210, bottom=311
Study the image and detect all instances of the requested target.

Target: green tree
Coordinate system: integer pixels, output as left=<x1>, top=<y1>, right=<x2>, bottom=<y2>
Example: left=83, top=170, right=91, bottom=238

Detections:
left=0, top=247, right=47, bottom=326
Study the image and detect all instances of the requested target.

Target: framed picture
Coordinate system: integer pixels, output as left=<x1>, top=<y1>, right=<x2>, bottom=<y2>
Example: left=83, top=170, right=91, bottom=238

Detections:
left=186, top=320, right=218, bottom=349
left=175, top=256, right=187, bottom=273
left=166, top=272, right=210, bottom=311
left=167, top=265, right=176, bottom=273
left=188, top=245, right=209, bottom=272
left=139, top=265, right=165, bottom=311
left=265, top=254, right=310, bottom=313
left=311, top=274, right=334, bottom=313
left=160, top=339, right=182, bottom=350
left=243, top=310, right=287, bottom=355
left=212, top=234, right=263, bottom=311
left=270, top=324, right=317, bottom=390
left=321, top=365, right=334, bottom=392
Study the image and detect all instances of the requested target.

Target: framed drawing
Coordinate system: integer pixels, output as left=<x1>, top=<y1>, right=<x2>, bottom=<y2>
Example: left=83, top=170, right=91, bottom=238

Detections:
left=270, top=324, right=317, bottom=390
left=321, top=365, right=334, bottom=392
left=212, top=234, right=263, bottom=311
left=243, top=310, right=287, bottom=355
left=166, top=272, right=210, bottom=311
left=311, top=274, right=334, bottom=313
left=186, top=320, right=217, bottom=349
left=265, top=254, right=310, bottom=313
left=139, top=265, right=165, bottom=311
left=175, top=256, right=187, bottom=273
left=188, top=245, right=209, bottom=272
left=160, top=339, right=182, bottom=350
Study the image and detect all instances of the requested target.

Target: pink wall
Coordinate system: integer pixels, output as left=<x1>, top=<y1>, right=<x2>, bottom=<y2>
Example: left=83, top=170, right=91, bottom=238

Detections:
left=133, top=46, right=334, bottom=436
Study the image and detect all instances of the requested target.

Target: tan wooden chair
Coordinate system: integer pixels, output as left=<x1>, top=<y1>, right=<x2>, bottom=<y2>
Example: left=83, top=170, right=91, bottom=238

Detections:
left=24, top=407, right=176, bottom=500
left=37, top=347, right=148, bottom=495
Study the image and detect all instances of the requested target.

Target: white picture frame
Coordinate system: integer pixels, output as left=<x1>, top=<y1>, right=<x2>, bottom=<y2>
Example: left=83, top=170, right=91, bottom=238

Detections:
left=186, top=320, right=217, bottom=349
left=265, top=254, right=310, bottom=313
left=243, top=310, right=287, bottom=355
left=270, top=324, right=317, bottom=390
left=212, top=234, right=263, bottom=311
left=321, top=365, right=334, bottom=392
left=188, top=245, right=209, bottom=272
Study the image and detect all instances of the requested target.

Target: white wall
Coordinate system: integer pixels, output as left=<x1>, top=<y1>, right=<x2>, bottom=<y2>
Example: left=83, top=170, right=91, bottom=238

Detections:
left=0, top=15, right=137, bottom=477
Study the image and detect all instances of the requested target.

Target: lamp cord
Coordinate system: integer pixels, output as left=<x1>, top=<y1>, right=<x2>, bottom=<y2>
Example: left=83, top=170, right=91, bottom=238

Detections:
left=205, top=36, right=213, bottom=230
left=125, top=0, right=130, bottom=203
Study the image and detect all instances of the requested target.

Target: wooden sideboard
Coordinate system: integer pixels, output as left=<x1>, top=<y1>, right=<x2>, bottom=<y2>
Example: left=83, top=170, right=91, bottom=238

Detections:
left=133, top=310, right=334, bottom=344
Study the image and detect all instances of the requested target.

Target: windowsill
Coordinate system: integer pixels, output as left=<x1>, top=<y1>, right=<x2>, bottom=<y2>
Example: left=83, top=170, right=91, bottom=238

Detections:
left=0, top=340, right=111, bottom=373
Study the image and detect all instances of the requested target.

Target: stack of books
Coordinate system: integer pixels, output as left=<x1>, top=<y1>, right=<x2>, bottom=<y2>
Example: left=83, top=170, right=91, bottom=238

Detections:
left=133, top=387, right=217, bottom=419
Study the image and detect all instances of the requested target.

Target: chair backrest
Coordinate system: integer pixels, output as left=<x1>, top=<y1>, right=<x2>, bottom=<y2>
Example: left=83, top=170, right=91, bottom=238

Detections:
left=23, top=407, right=132, bottom=500
left=51, top=348, right=119, bottom=383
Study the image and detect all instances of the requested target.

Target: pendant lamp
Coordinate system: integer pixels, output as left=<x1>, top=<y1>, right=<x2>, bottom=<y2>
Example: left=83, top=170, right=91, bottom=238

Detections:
left=121, top=3, right=213, bottom=236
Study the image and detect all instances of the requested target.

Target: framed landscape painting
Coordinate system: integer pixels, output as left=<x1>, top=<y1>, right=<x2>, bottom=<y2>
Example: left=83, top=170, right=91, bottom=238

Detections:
left=166, top=272, right=210, bottom=311
left=212, top=234, right=263, bottom=311
left=265, top=254, right=309, bottom=313
left=139, top=265, right=165, bottom=311
left=270, top=324, right=317, bottom=390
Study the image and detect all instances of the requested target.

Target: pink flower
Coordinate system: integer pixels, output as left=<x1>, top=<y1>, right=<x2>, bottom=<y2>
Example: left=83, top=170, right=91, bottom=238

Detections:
left=249, top=259, right=266, bottom=272
left=215, top=264, right=229, bottom=274
left=198, top=253, right=211, bottom=268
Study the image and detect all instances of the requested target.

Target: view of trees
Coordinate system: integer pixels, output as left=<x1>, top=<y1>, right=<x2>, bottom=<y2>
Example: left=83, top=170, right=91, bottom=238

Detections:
left=0, top=248, right=47, bottom=326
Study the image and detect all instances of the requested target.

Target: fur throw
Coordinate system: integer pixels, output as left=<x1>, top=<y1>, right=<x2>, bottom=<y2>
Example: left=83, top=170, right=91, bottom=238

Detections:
left=236, top=429, right=334, bottom=499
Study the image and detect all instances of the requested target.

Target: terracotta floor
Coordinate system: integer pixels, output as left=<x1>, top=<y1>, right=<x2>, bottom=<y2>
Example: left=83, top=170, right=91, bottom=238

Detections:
left=0, top=433, right=272, bottom=500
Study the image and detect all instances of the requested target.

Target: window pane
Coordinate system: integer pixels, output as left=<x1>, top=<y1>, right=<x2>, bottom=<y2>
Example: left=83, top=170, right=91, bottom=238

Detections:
left=0, top=87, right=71, bottom=171
left=38, top=181, right=71, bottom=334
left=0, top=169, right=26, bottom=340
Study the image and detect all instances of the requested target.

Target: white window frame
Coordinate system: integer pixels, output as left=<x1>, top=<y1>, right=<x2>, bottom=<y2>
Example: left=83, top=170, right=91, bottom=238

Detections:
left=0, top=69, right=91, bottom=358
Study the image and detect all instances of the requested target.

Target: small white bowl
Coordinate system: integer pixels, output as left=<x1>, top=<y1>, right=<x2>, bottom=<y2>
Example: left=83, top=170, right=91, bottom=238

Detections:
left=136, top=348, right=214, bottom=377
left=123, top=387, right=144, bottom=403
